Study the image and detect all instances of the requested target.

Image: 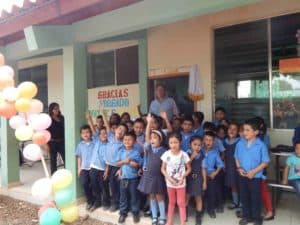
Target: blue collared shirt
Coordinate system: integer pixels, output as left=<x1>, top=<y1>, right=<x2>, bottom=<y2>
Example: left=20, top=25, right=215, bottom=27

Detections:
left=193, top=126, right=204, bottom=137
left=202, top=148, right=224, bottom=176
left=116, top=147, right=142, bottom=179
left=90, top=138, right=107, bottom=171
left=234, top=138, right=270, bottom=178
left=149, top=97, right=178, bottom=121
left=75, top=140, right=95, bottom=170
left=181, top=131, right=195, bottom=152
left=104, top=139, right=123, bottom=166
left=213, top=137, right=225, bottom=153
left=134, top=133, right=145, bottom=154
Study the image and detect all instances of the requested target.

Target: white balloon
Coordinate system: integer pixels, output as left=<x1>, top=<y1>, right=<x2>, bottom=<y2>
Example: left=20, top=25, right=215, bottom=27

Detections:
left=31, top=178, right=52, bottom=200
left=2, top=87, right=19, bottom=102
left=23, top=143, right=42, bottom=161
left=0, top=65, right=14, bottom=77
left=9, top=115, right=26, bottom=129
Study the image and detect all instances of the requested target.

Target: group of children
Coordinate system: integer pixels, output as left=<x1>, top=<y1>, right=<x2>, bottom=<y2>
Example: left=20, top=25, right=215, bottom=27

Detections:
left=75, top=106, right=300, bottom=225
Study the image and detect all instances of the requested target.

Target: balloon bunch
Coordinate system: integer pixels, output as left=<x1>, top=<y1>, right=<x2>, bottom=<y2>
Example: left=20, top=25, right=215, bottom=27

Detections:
left=37, top=169, right=79, bottom=225
left=0, top=53, right=79, bottom=224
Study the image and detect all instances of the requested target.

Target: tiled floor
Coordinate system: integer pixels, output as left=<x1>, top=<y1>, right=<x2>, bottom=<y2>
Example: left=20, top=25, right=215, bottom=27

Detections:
left=1, top=161, right=300, bottom=225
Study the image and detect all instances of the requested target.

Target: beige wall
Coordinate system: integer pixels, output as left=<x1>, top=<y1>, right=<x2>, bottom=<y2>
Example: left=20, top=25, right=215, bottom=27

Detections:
left=147, top=0, right=300, bottom=146
left=17, top=55, right=64, bottom=111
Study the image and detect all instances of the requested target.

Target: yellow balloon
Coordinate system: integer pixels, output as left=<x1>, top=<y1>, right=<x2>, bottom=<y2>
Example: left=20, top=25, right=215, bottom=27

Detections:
left=60, top=204, right=79, bottom=223
left=15, top=125, right=34, bottom=141
left=18, top=81, right=38, bottom=99
left=51, top=169, right=73, bottom=192
left=15, top=98, right=31, bottom=112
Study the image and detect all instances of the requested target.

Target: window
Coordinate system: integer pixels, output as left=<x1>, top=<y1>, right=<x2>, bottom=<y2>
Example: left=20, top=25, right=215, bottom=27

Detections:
left=271, top=13, right=300, bottom=129
left=88, top=45, right=139, bottom=88
left=149, top=76, right=194, bottom=116
left=18, top=64, right=48, bottom=112
left=215, top=20, right=269, bottom=125
left=215, top=12, right=300, bottom=129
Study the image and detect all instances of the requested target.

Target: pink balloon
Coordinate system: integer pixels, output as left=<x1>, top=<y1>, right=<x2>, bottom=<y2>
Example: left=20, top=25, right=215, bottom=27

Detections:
left=38, top=201, right=57, bottom=218
left=0, top=72, right=14, bottom=91
left=9, top=115, right=26, bottom=129
left=28, top=99, right=43, bottom=114
left=0, top=53, right=5, bottom=66
left=29, top=113, right=52, bottom=131
left=0, top=65, right=14, bottom=78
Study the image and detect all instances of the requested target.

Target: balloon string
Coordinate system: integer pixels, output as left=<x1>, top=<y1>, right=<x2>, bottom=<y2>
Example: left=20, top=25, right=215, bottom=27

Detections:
left=41, top=154, right=50, bottom=178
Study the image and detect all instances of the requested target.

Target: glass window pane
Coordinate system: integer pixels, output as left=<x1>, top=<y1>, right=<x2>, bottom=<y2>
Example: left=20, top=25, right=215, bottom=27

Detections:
left=271, top=13, right=300, bottom=129
left=18, top=64, right=48, bottom=112
left=116, top=45, right=139, bottom=85
left=88, top=51, right=115, bottom=88
left=215, top=20, right=269, bottom=125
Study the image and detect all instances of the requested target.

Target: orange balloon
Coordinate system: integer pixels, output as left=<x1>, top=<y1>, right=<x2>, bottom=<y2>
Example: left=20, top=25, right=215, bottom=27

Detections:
left=32, top=131, right=48, bottom=145
left=0, top=53, right=5, bottom=66
left=0, top=101, right=17, bottom=118
left=0, top=73, right=14, bottom=91
left=15, top=98, right=31, bottom=112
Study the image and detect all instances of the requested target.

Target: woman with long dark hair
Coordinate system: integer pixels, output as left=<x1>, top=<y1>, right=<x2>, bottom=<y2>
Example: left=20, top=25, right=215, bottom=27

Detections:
left=47, top=102, right=65, bottom=174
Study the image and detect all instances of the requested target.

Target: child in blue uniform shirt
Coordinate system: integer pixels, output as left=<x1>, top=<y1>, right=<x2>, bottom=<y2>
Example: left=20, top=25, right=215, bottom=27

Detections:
left=100, top=106, right=128, bottom=212
left=116, top=132, right=142, bottom=224
left=234, top=118, right=270, bottom=225
left=202, top=131, right=224, bottom=218
left=75, top=125, right=95, bottom=210
left=85, top=112, right=110, bottom=211
left=192, top=111, right=204, bottom=137
left=282, top=141, right=300, bottom=197
left=180, top=116, right=195, bottom=152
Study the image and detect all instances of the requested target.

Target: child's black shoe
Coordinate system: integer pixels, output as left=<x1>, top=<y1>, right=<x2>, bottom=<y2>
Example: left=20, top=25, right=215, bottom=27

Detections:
left=253, top=219, right=263, bottom=225
left=118, top=215, right=126, bottom=223
left=239, top=218, right=253, bottom=225
left=208, top=211, right=216, bottom=218
left=133, top=213, right=140, bottom=223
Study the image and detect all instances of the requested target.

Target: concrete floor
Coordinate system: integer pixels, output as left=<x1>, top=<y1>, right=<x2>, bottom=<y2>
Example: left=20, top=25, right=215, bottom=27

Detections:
left=0, top=161, right=300, bottom=225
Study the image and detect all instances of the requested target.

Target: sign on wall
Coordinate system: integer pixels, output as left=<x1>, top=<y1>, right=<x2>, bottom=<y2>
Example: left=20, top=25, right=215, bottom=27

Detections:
left=88, top=84, right=140, bottom=119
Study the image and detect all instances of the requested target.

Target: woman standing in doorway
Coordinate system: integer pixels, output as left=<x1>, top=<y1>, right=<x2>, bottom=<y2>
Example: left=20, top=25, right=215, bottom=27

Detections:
left=47, top=102, right=65, bottom=174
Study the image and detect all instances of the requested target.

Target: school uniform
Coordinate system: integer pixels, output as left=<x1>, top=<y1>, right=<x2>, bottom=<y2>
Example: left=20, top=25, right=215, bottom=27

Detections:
left=180, top=131, right=195, bottom=152
left=202, top=148, right=224, bottom=213
left=224, top=137, right=240, bottom=188
left=234, top=138, right=270, bottom=222
left=194, top=126, right=204, bottom=137
left=286, top=153, right=300, bottom=196
left=186, top=149, right=205, bottom=196
left=104, top=138, right=123, bottom=209
left=116, top=147, right=142, bottom=217
left=138, top=143, right=166, bottom=194
left=75, top=140, right=94, bottom=206
left=89, top=139, right=110, bottom=208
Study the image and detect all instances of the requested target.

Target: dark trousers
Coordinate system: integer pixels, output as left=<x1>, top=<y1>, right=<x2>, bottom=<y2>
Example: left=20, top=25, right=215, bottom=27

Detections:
left=206, top=176, right=223, bottom=212
left=119, top=178, right=139, bottom=216
left=239, top=176, right=262, bottom=221
left=89, top=168, right=110, bottom=207
left=216, top=171, right=225, bottom=205
left=49, top=140, right=65, bottom=175
left=109, top=166, right=120, bottom=208
left=80, top=170, right=94, bottom=205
